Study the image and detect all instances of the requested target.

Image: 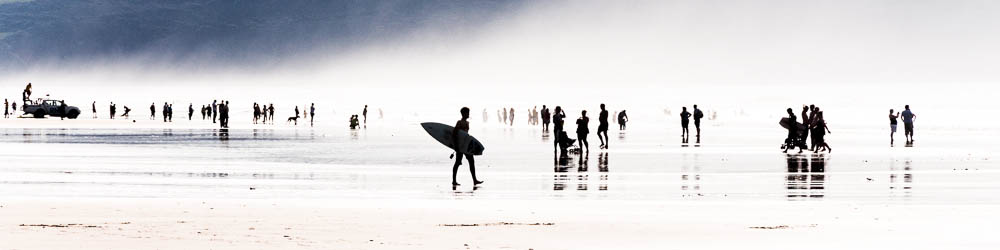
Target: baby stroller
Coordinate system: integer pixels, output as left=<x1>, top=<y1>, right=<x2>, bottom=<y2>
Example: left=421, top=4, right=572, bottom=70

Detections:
left=556, top=130, right=578, bottom=154
left=780, top=118, right=808, bottom=153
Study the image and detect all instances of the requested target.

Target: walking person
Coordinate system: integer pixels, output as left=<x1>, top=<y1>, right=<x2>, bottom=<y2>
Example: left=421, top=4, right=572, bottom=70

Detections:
left=150, top=103, right=156, bottom=120
left=451, top=107, right=483, bottom=186
left=812, top=111, right=832, bottom=153
left=801, top=106, right=811, bottom=147
left=889, top=109, right=900, bottom=144
left=541, top=105, right=551, bottom=131
left=576, top=110, right=590, bottom=152
left=680, top=107, right=691, bottom=138
left=92, top=101, right=97, bottom=119
left=901, top=105, right=916, bottom=142
left=597, top=104, right=609, bottom=149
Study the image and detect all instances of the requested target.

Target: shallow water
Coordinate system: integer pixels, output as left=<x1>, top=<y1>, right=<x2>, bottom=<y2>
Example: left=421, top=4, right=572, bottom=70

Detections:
left=0, top=119, right=997, bottom=206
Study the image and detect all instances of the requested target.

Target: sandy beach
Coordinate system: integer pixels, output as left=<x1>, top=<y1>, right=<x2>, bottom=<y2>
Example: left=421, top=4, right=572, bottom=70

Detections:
left=2, top=198, right=997, bottom=250
left=0, top=117, right=997, bottom=249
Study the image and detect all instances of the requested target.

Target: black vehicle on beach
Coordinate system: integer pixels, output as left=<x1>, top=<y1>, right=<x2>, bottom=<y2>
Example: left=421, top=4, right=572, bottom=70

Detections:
left=22, top=99, right=81, bottom=119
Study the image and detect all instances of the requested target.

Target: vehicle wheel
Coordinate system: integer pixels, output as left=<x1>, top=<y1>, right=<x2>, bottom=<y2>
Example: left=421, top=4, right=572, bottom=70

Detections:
left=67, top=110, right=80, bottom=119
left=33, top=109, right=46, bottom=118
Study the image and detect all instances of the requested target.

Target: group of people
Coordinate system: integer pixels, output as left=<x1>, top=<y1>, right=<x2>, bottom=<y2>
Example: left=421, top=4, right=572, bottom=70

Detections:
left=546, top=104, right=626, bottom=154
left=784, top=105, right=833, bottom=153
left=889, top=105, right=916, bottom=144
left=490, top=106, right=630, bottom=132
left=149, top=102, right=176, bottom=122
left=3, top=99, right=14, bottom=118
left=251, top=103, right=277, bottom=124
left=678, top=105, right=704, bottom=140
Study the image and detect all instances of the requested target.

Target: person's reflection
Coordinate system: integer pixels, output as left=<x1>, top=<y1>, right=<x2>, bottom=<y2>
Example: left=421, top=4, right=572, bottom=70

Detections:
left=888, top=158, right=913, bottom=199
left=680, top=154, right=701, bottom=195
left=786, top=154, right=826, bottom=199
left=577, top=153, right=588, bottom=190
left=598, top=152, right=609, bottom=191
left=216, top=128, right=229, bottom=141
left=553, top=151, right=573, bottom=191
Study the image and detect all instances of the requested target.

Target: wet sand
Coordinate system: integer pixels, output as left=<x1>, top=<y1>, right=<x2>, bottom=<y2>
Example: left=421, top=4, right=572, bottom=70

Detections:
left=0, top=117, right=998, bottom=249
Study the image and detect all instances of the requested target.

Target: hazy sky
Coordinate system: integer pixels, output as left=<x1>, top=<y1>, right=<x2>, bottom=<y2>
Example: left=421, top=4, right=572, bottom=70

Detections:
left=1, top=0, right=998, bottom=127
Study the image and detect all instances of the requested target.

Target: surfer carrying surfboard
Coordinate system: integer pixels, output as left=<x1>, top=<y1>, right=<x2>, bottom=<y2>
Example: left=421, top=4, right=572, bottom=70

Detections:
left=452, top=107, right=483, bottom=186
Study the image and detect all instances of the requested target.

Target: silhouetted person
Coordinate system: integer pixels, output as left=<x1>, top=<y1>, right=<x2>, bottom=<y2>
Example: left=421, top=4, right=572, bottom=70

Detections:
left=150, top=103, right=156, bottom=120
left=812, top=111, right=832, bottom=153
left=801, top=106, right=810, bottom=146
left=162, top=102, right=169, bottom=122
left=680, top=107, right=691, bottom=138
left=552, top=106, right=566, bottom=150
left=509, top=108, right=515, bottom=126
left=11, top=101, right=16, bottom=114
left=201, top=105, right=207, bottom=120
left=350, top=115, right=360, bottom=129
left=59, top=100, right=67, bottom=120
left=502, top=108, right=508, bottom=125
left=363, top=105, right=368, bottom=125
left=92, top=101, right=97, bottom=119
left=212, top=100, right=218, bottom=123
left=541, top=105, right=551, bottom=131
left=168, top=104, right=173, bottom=122
left=220, top=101, right=230, bottom=128
left=597, top=104, right=609, bottom=149
left=901, top=105, right=916, bottom=142
left=3, top=99, right=8, bottom=118
left=261, top=103, right=268, bottom=123
left=109, top=103, right=116, bottom=119
left=268, top=104, right=274, bottom=124
left=451, top=107, right=483, bottom=186
left=310, top=103, right=316, bottom=126
left=618, top=110, right=628, bottom=130
left=808, top=105, right=818, bottom=148
left=121, top=106, right=130, bottom=118
left=576, top=110, right=590, bottom=152
left=889, top=109, right=899, bottom=145
left=22, top=82, right=31, bottom=103
left=295, top=106, right=300, bottom=120
left=253, top=103, right=261, bottom=124
left=693, top=105, right=704, bottom=138
left=187, top=104, right=193, bottom=120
